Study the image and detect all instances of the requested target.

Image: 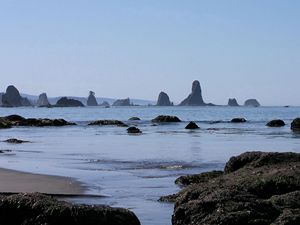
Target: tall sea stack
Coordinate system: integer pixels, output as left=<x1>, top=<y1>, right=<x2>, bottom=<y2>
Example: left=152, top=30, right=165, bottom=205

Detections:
left=156, top=92, right=172, bottom=106
left=179, top=80, right=206, bottom=106
left=1, top=85, right=31, bottom=107
left=228, top=98, right=239, bottom=106
left=37, top=93, right=50, bottom=107
left=87, top=91, right=98, bottom=106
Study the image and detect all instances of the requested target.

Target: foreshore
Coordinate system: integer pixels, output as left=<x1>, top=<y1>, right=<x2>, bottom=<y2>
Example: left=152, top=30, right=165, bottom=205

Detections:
left=0, top=167, right=84, bottom=196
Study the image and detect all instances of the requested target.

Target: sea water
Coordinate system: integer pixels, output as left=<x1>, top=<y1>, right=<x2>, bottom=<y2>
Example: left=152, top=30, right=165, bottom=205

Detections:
left=0, top=106, right=300, bottom=225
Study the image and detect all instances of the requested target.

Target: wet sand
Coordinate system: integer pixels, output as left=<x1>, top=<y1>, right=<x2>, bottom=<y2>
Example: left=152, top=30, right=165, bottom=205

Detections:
left=0, top=168, right=84, bottom=195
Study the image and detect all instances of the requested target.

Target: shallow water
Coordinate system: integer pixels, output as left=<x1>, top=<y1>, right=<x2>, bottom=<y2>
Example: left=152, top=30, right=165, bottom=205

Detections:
left=0, top=106, right=300, bottom=225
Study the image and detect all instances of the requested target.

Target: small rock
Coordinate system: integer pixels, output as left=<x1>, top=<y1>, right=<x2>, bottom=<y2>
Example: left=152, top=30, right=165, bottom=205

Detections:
left=231, top=118, right=247, bottom=123
left=128, top=117, right=141, bottom=121
left=185, top=121, right=199, bottom=129
left=266, top=119, right=286, bottom=127
left=4, top=138, right=29, bottom=144
left=127, top=127, right=142, bottom=134
left=151, top=115, right=181, bottom=123
left=89, top=120, right=128, bottom=127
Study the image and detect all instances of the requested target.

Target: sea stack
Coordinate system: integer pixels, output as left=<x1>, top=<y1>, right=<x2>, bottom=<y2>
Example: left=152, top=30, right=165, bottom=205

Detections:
left=244, top=99, right=260, bottom=107
left=55, top=97, right=84, bottom=107
left=228, top=98, right=239, bottom=106
left=179, top=80, right=206, bottom=106
left=156, top=92, right=172, bottom=106
left=112, top=98, right=131, bottom=106
left=2, top=85, right=31, bottom=107
left=87, top=91, right=98, bottom=106
left=37, top=93, right=50, bottom=107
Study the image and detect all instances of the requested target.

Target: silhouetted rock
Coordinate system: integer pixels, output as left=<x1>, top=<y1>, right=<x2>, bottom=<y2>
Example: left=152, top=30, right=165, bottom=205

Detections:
left=128, top=117, right=141, bottom=121
left=161, top=151, right=300, bottom=225
left=55, top=97, right=84, bottom=107
left=291, top=118, right=300, bottom=132
left=3, top=138, right=30, bottom=144
left=152, top=115, right=181, bottom=123
left=244, top=99, right=261, bottom=107
left=0, top=115, right=76, bottom=127
left=2, top=85, right=28, bottom=107
left=127, top=126, right=142, bottom=134
left=231, top=118, right=247, bottom=123
left=156, top=92, right=172, bottom=106
left=185, top=121, right=199, bottom=129
left=87, top=91, right=98, bottom=106
left=179, top=80, right=206, bottom=106
left=89, top=120, right=128, bottom=127
left=0, top=193, right=141, bottom=225
left=112, top=98, right=131, bottom=106
left=0, top=93, right=3, bottom=106
left=99, top=101, right=110, bottom=107
left=266, top=119, right=286, bottom=127
left=228, top=98, right=239, bottom=106
left=37, top=93, right=50, bottom=107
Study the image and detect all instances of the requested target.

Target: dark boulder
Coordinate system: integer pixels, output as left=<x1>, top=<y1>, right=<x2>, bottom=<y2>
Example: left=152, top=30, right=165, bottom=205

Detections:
left=128, top=117, right=141, bottom=121
left=37, top=93, right=50, bottom=107
left=162, top=151, right=300, bottom=225
left=89, top=120, right=128, bottom=127
left=151, top=115, right=181, bottom=123
left=244, top=99, right=261, bottom=107
left=291, top=118, right=300, bottom=132
left=127, top=126, right=142, bottom=134
left=156, top=92, right=172, bottom=106
left=228, top=98, right=239, bottom=106
left=231, top=118, right=247, bottom=123
left=266, top=119, right=286, bottom=127
left=112, top=98, right=131, bottom=106
left=179, top=80, right=206, bottom=106
left=185, top=121, right=199, bottom=129
left=87, top=91, right=98, bottom=106
left=55, top=97, right=84, bottom=107
left=3, top=138, right=30, bottom=144
left=0, top=193, right=140, bottom=225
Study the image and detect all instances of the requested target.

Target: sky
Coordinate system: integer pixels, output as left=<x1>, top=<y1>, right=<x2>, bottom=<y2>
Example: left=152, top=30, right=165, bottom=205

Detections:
left=0, top=0, right=299, bottom=105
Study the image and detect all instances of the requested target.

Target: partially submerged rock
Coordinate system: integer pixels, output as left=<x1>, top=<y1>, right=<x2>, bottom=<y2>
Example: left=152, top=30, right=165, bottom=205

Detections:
left=55, top=97, right=84, bottom=107
left=291, top=118, right=300, bottom=132
left=156, top=92, right=172, bottom=106
left=87, top=91, right=98, bottom=106
left=162, top=151, right=300, bottom=225
left=128, top=117, right=141, bottom=121
left=228, top=98, right=239, bottom=106
left=231, top=117, right=247, bottom=123
left=152, top=115, right=181, bottom=123
left=266, top=119, right=286, bottom=127
left=185, top=121, right=199, bottom=129
left=3, top=138, right=30, bottom=144
left=244, top=98, right=261, bottom=107
left=0, top=193, right=140, bottom=225
left=89, top=120, right=128, bottom=127
left=127, top=126, right=142, bottom=134
left=112, top=98, right=131, bottom=106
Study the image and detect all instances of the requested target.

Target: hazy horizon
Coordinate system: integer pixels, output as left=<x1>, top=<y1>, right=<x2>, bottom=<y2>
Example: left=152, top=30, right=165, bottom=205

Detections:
left=0, top=1, right=299, bottom=106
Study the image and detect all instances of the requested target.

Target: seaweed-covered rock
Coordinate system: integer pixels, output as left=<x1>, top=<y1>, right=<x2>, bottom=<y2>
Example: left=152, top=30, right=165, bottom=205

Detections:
left=185, top=121, right=199, bottom=129
left=127, top=126, right=142, bottom=134
left=291, top=118, right=300, bottom=132
left=266, top=119, right=286, bottom=127
left=162, top=151, right=300, bottom=225
left=0, top=193, right=140, bottom=225
left=89, top=120, right=128, bottom=127
left=231, top=118, right=247, bottom=123
left=55, top=97, right=84, bottom=107
left=151, top=115, right=181, bottom=123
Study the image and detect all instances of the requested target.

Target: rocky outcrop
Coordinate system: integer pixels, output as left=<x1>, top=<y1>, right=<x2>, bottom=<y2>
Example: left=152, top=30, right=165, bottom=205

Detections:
left=291, top=118, right=300, bottom=132
left=55, top=97, right=84, bottom=107
left=161, top=151, right=300, bottom=225
left=156, top=92, right=172, bottom=106
left=266, top=119, right=286, bottom=127
left=185, top=121, right=199, bottom=129
left=1, top=85, right=32, bottom=107
left=231, top=118, right=247, bottom=123
left=99, top=101, right=110, bottom=107
left=179, top=80, right=206, bottom=106
left=0, top=193, right=140, bottom=225
left=228, top=98, right=239, bottom=106
left=0, top=115, right=76, bottom=128
left=244, top=98, right=261, bottom=107
left=128, top=117, right=141, bottom=121
left=112, top=98, right=131, bottom=106
left=127, top=126, right=142, bottom=134
left=151, top=115, right=181, bottom=123
left=37, top=93, right=50, bottom=107
left=87, top=91, right=98, bottom=106
left=89, top=120, right=128, bottom=127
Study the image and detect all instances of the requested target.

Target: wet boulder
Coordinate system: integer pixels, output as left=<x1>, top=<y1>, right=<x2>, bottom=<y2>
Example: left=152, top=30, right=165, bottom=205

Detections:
left=151, top=115, right=181, bottom=123
left=89, top=120, right=128, bottom=127
left=127, top=126, right=142, bottom=134
left=231, top=118, right=247, bottom=123
left=0, top=193, right=141, bottom=225
left=3, top=138, right=30, bottom=144
left=55, top=97, right=84, bottom=107
left=128, top=117, right=141, bottom=121
left=291, top=118, right=300, bottom=132
left=185, top=121, right=199, bottom=129
left=266, top=119, right=286, bottom=127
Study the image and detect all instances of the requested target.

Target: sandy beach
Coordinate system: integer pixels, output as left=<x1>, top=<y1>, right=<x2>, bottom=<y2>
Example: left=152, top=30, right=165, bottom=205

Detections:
left=0, top=168, right=84, bottom=195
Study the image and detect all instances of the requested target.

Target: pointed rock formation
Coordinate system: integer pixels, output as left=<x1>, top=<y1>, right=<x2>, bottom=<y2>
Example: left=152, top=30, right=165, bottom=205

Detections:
left=112, top=98, right=131, bottom=106
left=87, top=91, right=98, bottom=106
left=55, top=97, right=84, bottom=107
left=179, top=80, right=206, bottom=106
left=244, top=99, right=260, bottom=107
left=2, top=85, right=31, bottom=107
left=156, top=92, right=172, bottom=106
left=228, top=98, right=239, bottom=106
left=37, top=93, right=50, bottom=107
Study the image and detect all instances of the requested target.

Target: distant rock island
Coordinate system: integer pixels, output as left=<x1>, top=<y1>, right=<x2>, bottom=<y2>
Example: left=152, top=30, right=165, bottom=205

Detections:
left=87, top=91, right=98, bottom=106
left=112, top=98, right=131, bottom=106
left=244, top=99, right=260, bottom=107
left=228, top=98, right=239, bottom=106
left=156, top=92, right=172, bottom=106
left=1, top=85, right=31, bottom=107
left=37, top=93, right=50, bottom=107
left=55, top=97, right=84, bottom=107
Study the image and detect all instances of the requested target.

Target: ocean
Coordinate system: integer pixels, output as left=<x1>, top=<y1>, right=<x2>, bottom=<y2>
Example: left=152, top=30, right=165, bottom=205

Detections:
left=0, top=106, right=299, bottom=225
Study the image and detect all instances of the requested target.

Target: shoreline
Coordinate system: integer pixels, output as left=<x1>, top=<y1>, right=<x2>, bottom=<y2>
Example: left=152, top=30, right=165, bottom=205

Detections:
left=0, top=167, right=84, bottom=196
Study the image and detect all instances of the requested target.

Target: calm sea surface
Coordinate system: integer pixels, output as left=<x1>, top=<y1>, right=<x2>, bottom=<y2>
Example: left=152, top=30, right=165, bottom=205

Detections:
left=0, top=106, right=300, bottom=225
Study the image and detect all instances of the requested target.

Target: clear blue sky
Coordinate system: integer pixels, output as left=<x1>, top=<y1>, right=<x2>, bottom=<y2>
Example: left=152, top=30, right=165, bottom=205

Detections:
left=0, top=0, right=299, bottom=105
